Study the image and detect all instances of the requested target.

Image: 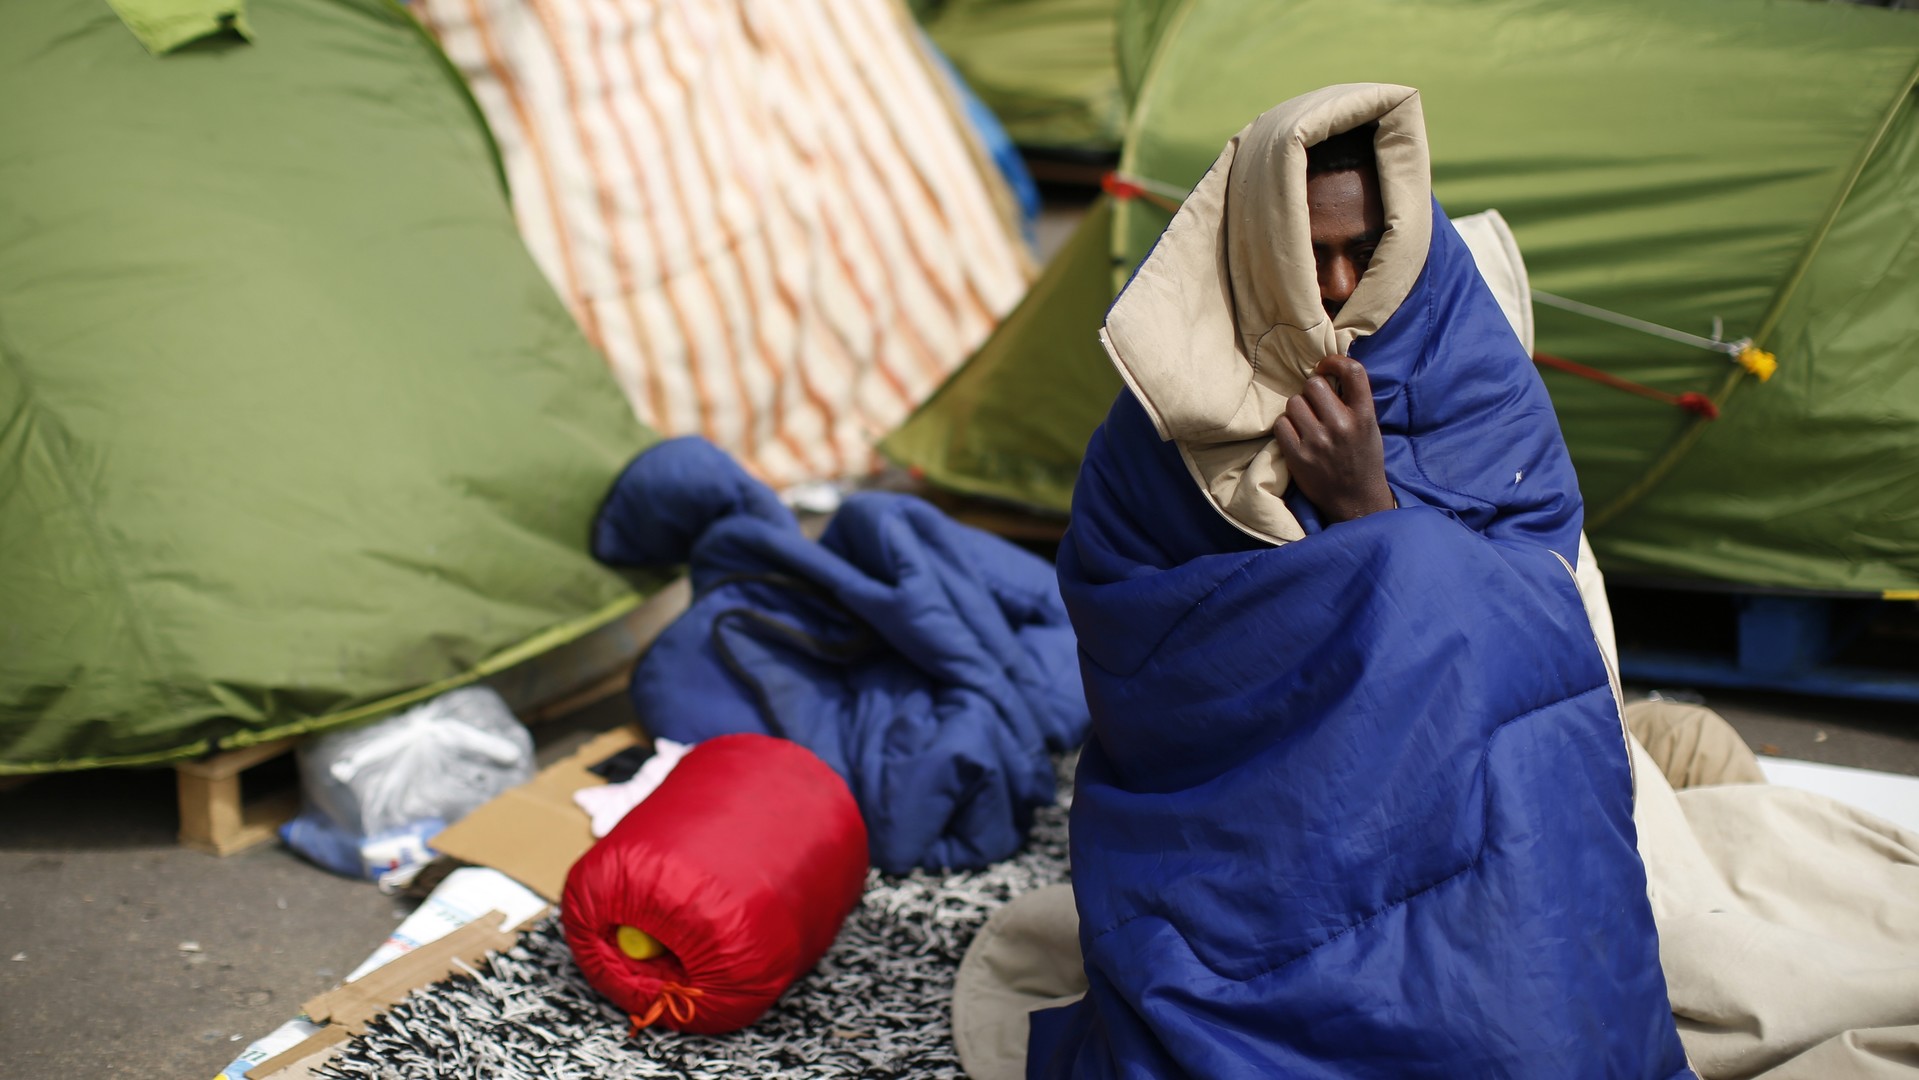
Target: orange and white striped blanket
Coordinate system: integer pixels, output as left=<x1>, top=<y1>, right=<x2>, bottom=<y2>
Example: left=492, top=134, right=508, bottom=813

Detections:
left=414, top=0, right=1033, bottom=485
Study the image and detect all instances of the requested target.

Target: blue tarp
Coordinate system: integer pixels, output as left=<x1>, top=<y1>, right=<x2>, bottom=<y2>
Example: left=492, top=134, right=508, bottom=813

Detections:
left=918, top=28, right=1042, bottom=247
left=1033, top=204, right=1693, bottom=1077
left=592, top=439, right=1088, bottom=874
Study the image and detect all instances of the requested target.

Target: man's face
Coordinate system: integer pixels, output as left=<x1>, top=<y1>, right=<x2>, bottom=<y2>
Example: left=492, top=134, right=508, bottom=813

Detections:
left=1306, top=166, right=1385, bottom=319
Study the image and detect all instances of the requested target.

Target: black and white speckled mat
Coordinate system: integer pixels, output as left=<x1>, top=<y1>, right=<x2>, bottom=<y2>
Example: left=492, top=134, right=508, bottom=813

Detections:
left=319, top=756, right=1075, bottom=1079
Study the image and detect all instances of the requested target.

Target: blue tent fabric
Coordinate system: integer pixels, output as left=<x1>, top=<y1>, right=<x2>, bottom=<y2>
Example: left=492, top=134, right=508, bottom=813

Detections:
left=592, top=438, right=1089, bottom=874
left=1032, top=205, right=1693, bottom=1078
left=916, top=28, right=1043, bottom=248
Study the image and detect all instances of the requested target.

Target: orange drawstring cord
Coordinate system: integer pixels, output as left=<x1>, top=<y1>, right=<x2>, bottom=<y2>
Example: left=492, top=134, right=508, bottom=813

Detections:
left=627, top=983, right=707, bottom=1035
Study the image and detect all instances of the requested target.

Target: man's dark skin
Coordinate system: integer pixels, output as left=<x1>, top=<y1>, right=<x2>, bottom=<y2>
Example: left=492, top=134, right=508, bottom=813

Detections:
left=1272, top=158, right=1398, bottom=525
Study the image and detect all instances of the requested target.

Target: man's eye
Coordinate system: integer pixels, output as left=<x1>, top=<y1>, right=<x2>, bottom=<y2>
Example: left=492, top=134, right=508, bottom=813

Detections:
left=1354, top=246, right=1377, bottom=270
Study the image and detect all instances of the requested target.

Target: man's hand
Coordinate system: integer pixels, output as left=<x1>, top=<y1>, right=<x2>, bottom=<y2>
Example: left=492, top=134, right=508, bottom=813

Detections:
left=1273, top=355, right=1395, bottom=524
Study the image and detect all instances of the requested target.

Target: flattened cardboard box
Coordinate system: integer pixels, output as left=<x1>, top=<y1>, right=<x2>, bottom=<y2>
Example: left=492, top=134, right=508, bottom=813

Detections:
left=253, top=724, right=645, bottom=1079
left=251, top=913, right=520, bottom=1078
left=433, top=724, right=641, bottom=901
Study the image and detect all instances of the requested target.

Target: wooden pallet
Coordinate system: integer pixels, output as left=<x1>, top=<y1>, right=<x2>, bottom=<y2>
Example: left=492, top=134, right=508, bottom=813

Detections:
left=487, top=577, right=691, bottom=718
left=1614, top=582, right=1919, bottom=705
left=167, top=657, right=633, bottom=859
left=169, top=580, right=694, bottom=856
left=916, top=490, right=1069, bottom=545
left=175, top=736, right=302, bottom=856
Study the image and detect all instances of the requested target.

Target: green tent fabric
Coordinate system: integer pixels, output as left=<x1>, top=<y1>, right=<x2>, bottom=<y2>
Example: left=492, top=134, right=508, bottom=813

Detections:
left=105, top=0, right=253, bottom=54
left=884, top=0, right=1919, bottom=595
left=1, top=0, right=657, bottom=772
left=918, top=0, right=1125, bottom=152
left=885, top=198, right=1121, bottom=511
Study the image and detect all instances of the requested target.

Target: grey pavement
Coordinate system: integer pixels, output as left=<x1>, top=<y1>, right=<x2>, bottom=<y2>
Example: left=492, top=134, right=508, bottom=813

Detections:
left=0, top=695, right=631, bottom=1080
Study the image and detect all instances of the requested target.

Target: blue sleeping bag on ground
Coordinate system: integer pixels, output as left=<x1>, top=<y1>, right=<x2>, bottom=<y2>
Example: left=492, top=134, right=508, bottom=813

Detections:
left=592, top=438, right=1088, bottom=874
left=1032, top=200, right=1692, bottom=1074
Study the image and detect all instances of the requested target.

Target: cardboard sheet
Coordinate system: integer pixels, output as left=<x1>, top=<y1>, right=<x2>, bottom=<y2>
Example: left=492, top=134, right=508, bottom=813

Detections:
left=429, top=725, right=642, bottom=901
left=252, top=913, right=520, bottom=1078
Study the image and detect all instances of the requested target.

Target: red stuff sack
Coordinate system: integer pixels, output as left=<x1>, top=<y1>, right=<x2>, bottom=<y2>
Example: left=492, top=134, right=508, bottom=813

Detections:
left=561, top=733, right=869, bottom=1034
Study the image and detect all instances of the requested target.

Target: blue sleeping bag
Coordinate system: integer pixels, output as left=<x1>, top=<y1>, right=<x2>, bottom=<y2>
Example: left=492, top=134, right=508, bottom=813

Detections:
left=592, top=438, right=1088, bottom=874
left=1032, top=201, right=1693, bottom=1077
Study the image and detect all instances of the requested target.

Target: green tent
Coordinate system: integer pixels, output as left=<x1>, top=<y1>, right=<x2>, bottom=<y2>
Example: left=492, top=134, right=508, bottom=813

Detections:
left=885, top=0, right=1919, bottom=595
left=918, top=0, right=1125, bottom=152
left=1, top=0, right=658, bottom=772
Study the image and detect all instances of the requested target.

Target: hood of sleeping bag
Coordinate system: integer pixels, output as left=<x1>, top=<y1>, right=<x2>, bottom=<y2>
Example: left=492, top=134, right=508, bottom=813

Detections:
left=0, top=0, right=654, bottom=771
left=592, top=438, right=1089, bottom=874
left=1032, top=86, right=1690, bottom=1078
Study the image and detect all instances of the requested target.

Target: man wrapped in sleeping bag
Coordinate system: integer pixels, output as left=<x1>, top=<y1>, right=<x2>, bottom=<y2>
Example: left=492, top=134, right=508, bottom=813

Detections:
left=1031, top=85, right=1694, bottom=1078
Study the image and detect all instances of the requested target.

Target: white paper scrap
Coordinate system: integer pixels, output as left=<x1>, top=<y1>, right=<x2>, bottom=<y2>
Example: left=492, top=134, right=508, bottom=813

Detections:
left=1760, top=757, right=1919, bottom=834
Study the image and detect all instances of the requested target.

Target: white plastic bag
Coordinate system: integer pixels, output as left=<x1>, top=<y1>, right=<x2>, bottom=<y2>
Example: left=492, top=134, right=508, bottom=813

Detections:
left=298, top=686, right=533, bottom=837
